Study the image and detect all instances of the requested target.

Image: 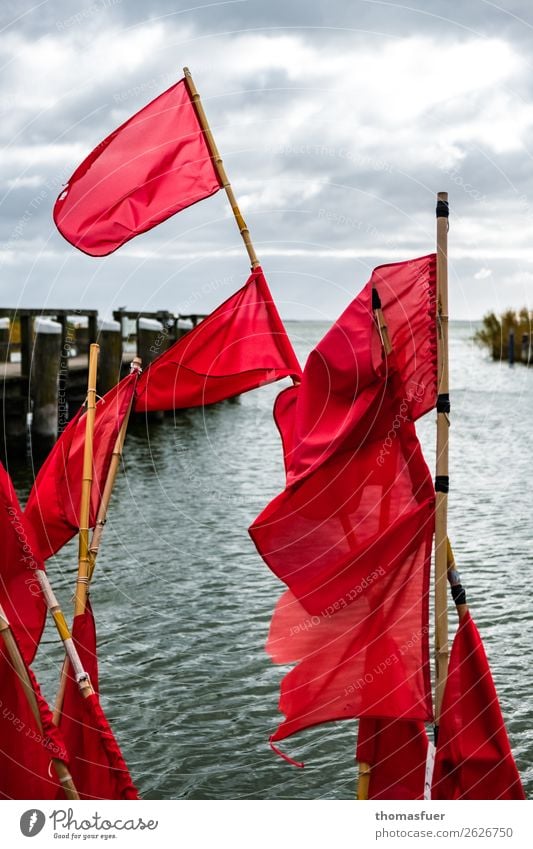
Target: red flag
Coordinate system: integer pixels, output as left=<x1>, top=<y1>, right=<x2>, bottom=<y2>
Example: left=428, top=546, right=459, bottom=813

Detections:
left=432, top=611, right=525, bottom=800
left=59, top=601, right=138, bottom=800
left=134, top=267, right=301, bottom=412
left=356, top=718, right=429, bottom=799
left=280, top=255, right=436, bottom=485
left=0, top=462, right=46, bottom=662
left=25, top=372, right=137, bottom=561
left=250, top=258, right=437, bottom=746
left=265, top=500, right=433, bottom=744
left=0, top=629, right=71, bottom=800
left=0, top=464, right=70, bottom=799
left=54, top=79, right=221, bottom=256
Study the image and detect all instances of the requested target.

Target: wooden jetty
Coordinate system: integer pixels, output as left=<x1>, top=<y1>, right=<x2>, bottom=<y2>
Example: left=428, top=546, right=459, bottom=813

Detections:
left=0, top=307, right=205, bottom=460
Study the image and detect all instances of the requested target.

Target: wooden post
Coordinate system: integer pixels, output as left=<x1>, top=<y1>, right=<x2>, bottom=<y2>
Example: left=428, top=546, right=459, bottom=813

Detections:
left=97, top=318, right=123, bottom=395
left=0, top=603, right=79, bottom=800
left=434, top=192, right=450, bottom=729
left=0, top=317, right=9, bottom=364
left=508, top=328, right=515, bottom=365
left=183, top=67, right=260, bottom=269
left=74, top=343, right=99, bottom=616
left=31, top=318, right=62, bottom=455
left=19, top=314, right=31, bottom=379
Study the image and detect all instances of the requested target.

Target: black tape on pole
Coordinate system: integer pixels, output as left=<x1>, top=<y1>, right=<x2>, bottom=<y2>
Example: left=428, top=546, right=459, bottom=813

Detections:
left=451, top=584, right=467, bottom=607
left=436, top=199, right=449, bottom=218
left=372, top=288, right=381, bottom=310
left=435, top=475, right=449, bottom=493
left=436, top=393, right=450, bottom=414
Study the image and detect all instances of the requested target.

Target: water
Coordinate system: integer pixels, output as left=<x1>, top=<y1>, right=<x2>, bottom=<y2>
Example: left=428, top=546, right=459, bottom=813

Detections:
left=11, top=321, right=533, bottom=799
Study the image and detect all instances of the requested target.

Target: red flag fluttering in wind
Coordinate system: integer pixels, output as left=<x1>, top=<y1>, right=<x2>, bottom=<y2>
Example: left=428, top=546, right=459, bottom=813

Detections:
left=59, top=601, right=138, bottom=800
left=356, top=718, right=429, bottom=800
left=250, top=256, right=437, bottom=748
left=0, top=462, right=45, bottom=663
left=54, top=79, right=221, bottom=256
left=0, top=631, right=71, bottom=800
left=432, top=611, right=525, bottom=800
left=134, top=266, right=302, bottom=412
left=0, top=463, right=70, bottom=799
left=25, top=372, right=137, bottom=561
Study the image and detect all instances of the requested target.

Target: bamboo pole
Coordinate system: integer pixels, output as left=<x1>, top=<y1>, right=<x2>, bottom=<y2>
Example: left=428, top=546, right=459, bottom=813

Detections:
left=356, top=286, right=393, bottom=800
left=0, top=603, right=79, bottom=799
left=447, top=538, right=468, bottom=621
left=434, top=192, right=450, bottom=729
left=53, top=357, right=142, bottom=722
left=74, top=343, right=99, bottom=617
left=88, top=356, right=142, bottom=581
left=183, top=67, right=260, bottom=270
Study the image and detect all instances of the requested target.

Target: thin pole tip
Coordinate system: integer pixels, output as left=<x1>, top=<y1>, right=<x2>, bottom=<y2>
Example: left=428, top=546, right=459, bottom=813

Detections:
left=437, top=191, right=448, bottom=201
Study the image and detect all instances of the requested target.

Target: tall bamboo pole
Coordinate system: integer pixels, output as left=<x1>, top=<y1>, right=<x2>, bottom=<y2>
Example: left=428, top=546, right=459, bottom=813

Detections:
left=183, top=67, right=260, bottom=270
left=88, top=356, right=142, bottom=582
left=53, top=357, right=142, bottom=722
left=434, top=192, right=450, bottom=730
left=0, top=603, right=79, bottom=799
left=355, top=286, right=392, bottom=800
left=74, top=343, right=99, bottom=616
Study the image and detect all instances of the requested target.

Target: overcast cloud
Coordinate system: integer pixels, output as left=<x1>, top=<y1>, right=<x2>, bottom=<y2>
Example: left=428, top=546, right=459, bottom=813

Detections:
left=1, top=0, right=533, bottom=321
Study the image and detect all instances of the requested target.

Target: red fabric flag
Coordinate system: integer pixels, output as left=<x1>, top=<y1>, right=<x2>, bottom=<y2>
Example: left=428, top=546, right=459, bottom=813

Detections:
left=432, top=611, right=525, bottom=800
left=251, top=368, right=435, bottom=616
left=0, top=630, right=71, bottom=800
left=54, top=79, right=221, bottom=256
left=280, top=255, right=436, bottom=485
left=0, top=462, right=46, bottom=663
left=25, top=373, right=137, bottom=561
left=250, top=258, right=438, bottom=746
left=356, top=717, right=429, bottom=799
left=0, top=464, right=70, bottom=799
left=265, top=499, right=433, bottom=743
left=134, top=267, right=302, bottom=412
left=59, top=601, right=138, bottom=800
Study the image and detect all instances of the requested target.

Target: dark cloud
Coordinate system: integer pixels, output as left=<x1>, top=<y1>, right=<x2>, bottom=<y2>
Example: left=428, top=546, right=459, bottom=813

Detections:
left=1, top=1, right=533, bottom=319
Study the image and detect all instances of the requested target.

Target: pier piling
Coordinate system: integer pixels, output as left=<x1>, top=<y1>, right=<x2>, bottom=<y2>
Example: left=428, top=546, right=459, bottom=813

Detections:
left=97, top=318, right=122, bottom=395
left=30, top=318, right=62, bottom=454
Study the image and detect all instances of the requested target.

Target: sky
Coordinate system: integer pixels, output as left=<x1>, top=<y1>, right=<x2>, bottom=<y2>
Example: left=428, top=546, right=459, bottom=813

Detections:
left=1, top=0, right=533, bottom=321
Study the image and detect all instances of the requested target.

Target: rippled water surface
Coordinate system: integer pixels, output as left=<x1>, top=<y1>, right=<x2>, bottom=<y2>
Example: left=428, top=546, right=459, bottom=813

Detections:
left=11, top=321, right=533, bottom=799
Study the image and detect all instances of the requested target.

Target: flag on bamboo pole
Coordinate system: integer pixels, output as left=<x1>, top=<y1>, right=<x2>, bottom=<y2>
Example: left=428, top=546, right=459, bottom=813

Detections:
left=278, top=254, right=437, bottom=485
left=0, top=462, right=46, bottom=662
left=250, top=256, right=437, bottom=746
left=58, top=601, right=138, bottom=800
left=134, top=266, right=302, bottom=412
left=54, top=79, right=222, bottom=256
left=431, top=611, right=525, bottom=800
left=356, top=718, right=429, bottom=799
left=0, top=463, right=70, bottom=799
left=25, top=372, right=137, bottom=561
left=0, top=626, right=71, bottom=799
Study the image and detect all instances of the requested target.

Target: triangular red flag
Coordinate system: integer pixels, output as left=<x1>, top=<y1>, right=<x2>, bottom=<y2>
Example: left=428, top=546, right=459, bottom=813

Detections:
left=134, top=266, right=301, bottom=412
left=54, top=78, right=221, bottom=256
left=432, top=611, right=525, bottom=799
left=59, top=600, right=138, bottom=800
left=25, top=372, right=137, bottom=561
